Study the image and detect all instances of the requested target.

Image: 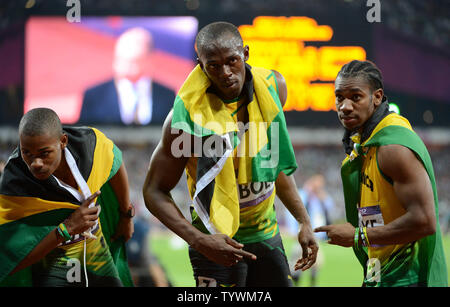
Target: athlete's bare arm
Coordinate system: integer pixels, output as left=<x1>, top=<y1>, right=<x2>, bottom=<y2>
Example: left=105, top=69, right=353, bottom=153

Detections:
left=272, top=70, right=287, bottom=108
left=315, top=144, right=436, bottom=247
left=366, top=144, right=436, bottom=244
left=142, top=111, right=256, bottom=267
left=271, top=70, right=318, bottom=270
left=276, top=172, right=318, bottom=271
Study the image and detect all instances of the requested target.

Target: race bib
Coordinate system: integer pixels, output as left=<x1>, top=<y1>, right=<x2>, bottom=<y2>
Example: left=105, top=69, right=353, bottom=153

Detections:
left=358, top=204, right=385, bottom=228
left=237, top=182, right=274, bottom=209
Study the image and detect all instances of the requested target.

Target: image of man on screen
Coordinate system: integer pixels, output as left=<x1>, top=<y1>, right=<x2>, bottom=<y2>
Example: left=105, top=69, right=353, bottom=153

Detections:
left=78, top=27, right=175, bottom=126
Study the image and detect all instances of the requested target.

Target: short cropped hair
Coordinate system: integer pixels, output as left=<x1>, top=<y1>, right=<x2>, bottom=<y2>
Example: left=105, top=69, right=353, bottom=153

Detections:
left=337, top=60, right=386, bottom=101
left=19, top=108, right=63, bottom=138
left=195, top=21, right=243, bottom=56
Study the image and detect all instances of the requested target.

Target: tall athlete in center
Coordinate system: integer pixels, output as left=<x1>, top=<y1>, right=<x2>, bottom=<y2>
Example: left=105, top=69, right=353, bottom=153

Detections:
left=143, top=21, right=318, bottom=287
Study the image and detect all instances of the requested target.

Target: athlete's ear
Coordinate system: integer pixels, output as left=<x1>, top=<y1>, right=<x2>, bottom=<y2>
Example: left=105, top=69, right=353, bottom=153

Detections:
left=373, top=88, right=383, bottom=107
left=60, top=133, right=68, bottom=149
left=243, top=45, right=249, bottom=62
left=197, top=57, right=203, bottom=69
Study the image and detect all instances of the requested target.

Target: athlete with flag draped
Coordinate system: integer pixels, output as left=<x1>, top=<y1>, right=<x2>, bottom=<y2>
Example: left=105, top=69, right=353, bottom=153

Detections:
left=0, top=108, right=134, bottom=287
left=315, top=60, right=447, bottom=287
left=143, top=21, right=318, bottom=287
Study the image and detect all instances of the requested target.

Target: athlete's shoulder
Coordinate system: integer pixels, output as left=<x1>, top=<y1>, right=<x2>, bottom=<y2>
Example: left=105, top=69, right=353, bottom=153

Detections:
left=376, top=113, right=413, bottom=133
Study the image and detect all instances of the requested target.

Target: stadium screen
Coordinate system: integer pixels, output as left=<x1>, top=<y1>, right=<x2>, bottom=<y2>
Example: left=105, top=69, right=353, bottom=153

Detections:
left=23, top=15, right=371, bottom=128
left=24, top=16, right=198, bottom=126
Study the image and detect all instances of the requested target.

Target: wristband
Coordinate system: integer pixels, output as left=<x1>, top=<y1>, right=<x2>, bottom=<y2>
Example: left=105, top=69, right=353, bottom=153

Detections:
left=354, top=227, right=360, bottom=247
left=57, top=223, right=72, bottom=241
left=359, top=225, right=366, bottom=247
left=363, top=226, right=370, bottom=247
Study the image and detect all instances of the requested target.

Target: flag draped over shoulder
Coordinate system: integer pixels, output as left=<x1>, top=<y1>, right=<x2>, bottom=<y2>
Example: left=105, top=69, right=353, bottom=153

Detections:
left=341, top=112, right=447, bottom=286
left=0, top=127, right=133, bottom=287
left=171, top=64, right=297, bottom=238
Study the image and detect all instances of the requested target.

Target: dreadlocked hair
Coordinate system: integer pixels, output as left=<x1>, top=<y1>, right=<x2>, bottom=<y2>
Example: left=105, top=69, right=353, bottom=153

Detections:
left=337, top=60, right=387, bottom=102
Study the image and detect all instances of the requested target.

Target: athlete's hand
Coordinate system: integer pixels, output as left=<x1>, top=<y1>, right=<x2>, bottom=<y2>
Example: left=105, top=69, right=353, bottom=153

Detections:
left=294, top=223, right=318, bottom=271
left=111, top=216, right=134, bottom=242
left=192, top=234, right=257, bottom=267
left=64, top=191, right=101, bottom=236
left=314, top=222, right=354, bottom=247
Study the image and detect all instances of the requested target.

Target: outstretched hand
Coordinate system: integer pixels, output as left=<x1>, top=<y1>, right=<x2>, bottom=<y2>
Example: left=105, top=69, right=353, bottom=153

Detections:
left=294, top=223, right=319, bottom=271
left=193, top=234, right=257, bottom=267
left=314, top=222, right=355, bottom=247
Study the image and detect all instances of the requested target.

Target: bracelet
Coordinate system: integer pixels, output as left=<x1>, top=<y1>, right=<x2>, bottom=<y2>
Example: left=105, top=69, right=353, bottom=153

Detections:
left=57, top=223, right=72, bottom=241
left=354, top=227, right=360, bottom=247
left=359, top=225, right=367, bottom=247
left=363, top=226, right=370, bottom=247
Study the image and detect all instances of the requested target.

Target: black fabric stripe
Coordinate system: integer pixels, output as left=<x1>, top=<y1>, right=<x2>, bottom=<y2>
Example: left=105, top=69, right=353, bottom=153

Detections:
left=0, top=126, right=96, bottom=204
left=63, top=126, right=96, bottom=181
left=195, top=134, right=228, bottom=216
left=196, top=180, right=215, bottom=215
left=196, top=135, right=225, bottom=180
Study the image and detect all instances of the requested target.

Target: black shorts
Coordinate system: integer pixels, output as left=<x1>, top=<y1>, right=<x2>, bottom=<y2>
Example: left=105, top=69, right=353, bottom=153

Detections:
left=188, top=232, right=293, bottom=287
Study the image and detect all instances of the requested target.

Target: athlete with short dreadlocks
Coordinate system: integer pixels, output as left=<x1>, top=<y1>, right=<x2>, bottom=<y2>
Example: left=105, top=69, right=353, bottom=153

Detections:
left=315, top=60, right=447, bottom=287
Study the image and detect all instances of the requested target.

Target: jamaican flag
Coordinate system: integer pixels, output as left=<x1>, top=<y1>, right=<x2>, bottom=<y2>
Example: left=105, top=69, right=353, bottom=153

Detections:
left=0, top=126, right=133, bottom=286
left=171, top=64, right=297, bottom=238
left=341, top=110, right=448, bottom=286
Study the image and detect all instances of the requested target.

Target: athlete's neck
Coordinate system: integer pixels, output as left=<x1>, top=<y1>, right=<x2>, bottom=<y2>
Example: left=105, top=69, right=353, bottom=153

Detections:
left=53, top=151, right=78, bottom=189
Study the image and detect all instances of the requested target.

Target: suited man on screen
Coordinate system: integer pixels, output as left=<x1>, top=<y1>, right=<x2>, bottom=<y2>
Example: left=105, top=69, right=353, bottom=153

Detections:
left=79, top=27, right=175, bottom=126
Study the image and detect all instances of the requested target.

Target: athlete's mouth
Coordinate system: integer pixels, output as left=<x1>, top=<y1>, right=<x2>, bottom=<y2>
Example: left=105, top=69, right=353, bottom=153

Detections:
left=222, top=80, right=237, bottom=88
left=31, top=169, right=49, bottom=178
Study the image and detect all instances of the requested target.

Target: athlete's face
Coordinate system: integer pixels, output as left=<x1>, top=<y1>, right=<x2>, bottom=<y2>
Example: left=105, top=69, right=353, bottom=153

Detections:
left=20, top=132, right=67, bottom=180
left=198, top=34, right=249, bottom=101
left=334, top=75, right=383, bottom=131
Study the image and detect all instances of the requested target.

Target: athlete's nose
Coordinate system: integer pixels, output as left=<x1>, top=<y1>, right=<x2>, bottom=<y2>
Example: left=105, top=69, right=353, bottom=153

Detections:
left=339, top=99, right=353, bottom=113
left=31, top=158, right=44, bottom=171
left=222, top=65, right=232, bottom=78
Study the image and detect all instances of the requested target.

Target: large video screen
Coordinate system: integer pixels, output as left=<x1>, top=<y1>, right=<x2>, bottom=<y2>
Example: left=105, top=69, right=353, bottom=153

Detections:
left=25, top=16, right=198, bottom=126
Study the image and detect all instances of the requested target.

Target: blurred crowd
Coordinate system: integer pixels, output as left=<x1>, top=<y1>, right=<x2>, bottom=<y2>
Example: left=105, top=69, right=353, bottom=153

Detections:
left=2, top=139, right=449, bottom=234
left=1, top=137, right=449, bottom=286
left=381, top=0, right=450, bottom=49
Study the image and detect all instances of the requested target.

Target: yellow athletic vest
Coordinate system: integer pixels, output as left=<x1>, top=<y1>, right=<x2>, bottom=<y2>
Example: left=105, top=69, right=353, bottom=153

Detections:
left=359, top=114, right=414, bottom=266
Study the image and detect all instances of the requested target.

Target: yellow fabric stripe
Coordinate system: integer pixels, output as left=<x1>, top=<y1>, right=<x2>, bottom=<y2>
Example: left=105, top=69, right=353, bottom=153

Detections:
left=362, top=113, right=413, bottom=146
left=342, top=113, right=413, bottom=166
left=209, top=156, right=240, bottom=236
left=0, top=195, right=78, bottom=226
left=87, top=128, right=115, bottom=193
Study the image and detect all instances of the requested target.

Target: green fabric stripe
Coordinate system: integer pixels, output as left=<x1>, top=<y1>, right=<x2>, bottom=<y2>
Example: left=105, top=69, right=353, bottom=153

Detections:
left=266, top=71, right=281, bottom=110
left=98, top=182, right=133, bottom=287
left=171, top=95, right=216, bottom=137
left=251, top=111, right=297, bottom=182
left=0, top=208, right=74, bottom=285
left=341, top=156, right=369, bottom=271
left=260, top=238, right=286, bottom=256
left=230, top=101, right=246, bottom=117
left=107, top=144, right=123, bottom=181
left=266, top=75, right=282, bottom=112
left=222, top=96, right=242, bottom=104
